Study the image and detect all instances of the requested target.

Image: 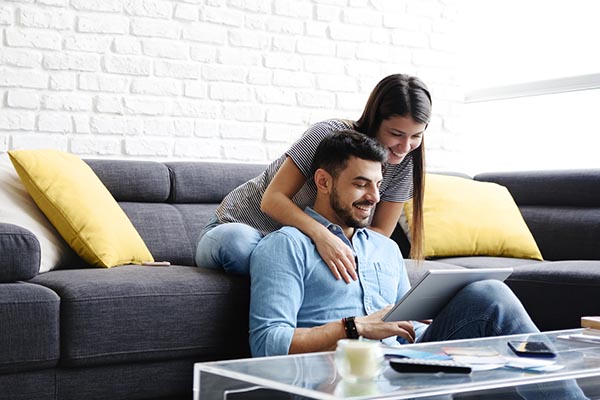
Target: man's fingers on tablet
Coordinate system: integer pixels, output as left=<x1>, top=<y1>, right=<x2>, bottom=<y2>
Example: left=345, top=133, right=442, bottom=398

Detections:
left=397, top=328, right=415, bottom=343
left=397, top=321, right=415, bottom=341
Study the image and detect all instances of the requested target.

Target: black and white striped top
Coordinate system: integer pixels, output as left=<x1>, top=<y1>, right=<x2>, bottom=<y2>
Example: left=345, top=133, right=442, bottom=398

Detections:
left=215, top=119, right=415, bottom=234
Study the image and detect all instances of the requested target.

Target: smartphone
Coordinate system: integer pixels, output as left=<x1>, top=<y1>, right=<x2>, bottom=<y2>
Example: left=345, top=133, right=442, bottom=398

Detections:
left=507, top=341, right=556, bottom=358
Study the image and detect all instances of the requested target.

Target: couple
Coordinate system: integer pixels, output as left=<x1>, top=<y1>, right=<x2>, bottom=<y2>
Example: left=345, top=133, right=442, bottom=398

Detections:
left=247, top=131, right=590, bottom=400
left=193, top=73, right=537, bottom=356
left=248, top=130, right=539, bottom=357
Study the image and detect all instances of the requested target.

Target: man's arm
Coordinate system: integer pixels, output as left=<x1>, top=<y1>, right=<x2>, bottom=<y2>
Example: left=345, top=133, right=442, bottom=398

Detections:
left=249, top=230, right=306, bottom=357
left=290, top=307, right=416, bottom=353
left=250, top=230, right=417, bottom=357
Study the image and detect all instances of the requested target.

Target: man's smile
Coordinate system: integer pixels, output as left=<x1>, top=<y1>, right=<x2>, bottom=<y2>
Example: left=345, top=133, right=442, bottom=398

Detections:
left=354, top=202, right=374, bottom=217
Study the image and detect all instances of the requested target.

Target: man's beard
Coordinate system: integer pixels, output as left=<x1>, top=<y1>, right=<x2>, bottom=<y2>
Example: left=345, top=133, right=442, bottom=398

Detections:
left=330, top=186, right=373, bottom=228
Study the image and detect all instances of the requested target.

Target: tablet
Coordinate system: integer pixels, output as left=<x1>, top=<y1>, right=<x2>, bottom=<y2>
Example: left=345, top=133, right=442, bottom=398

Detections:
left=383, top=268, right=513, bottom=322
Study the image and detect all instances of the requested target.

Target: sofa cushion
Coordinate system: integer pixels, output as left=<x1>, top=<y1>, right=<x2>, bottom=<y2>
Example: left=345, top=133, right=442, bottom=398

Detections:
left=118, top=203, right=218, bottom=266
left=518, top=206, right=600, bottom=261
left=0, top=223, right=40, bottom=282
left=56, top=358, right=196, bottom=400
left=85, top=159, right=170, bottom=203
left=30, top=265, right=250, bottom=367
left=475, top=169, right=600, bottom=207
left=435, top=256, right=545, bottom=270
left=475, top=170, right=600, bottom=260
left=165, top=162, right=265, bottom=203
left=506, top=261, right=600, bottom=331
left=404, top=259, right=466, bottom=285
left=403, top=174, right=543, bottom=260
left=1, top=154, right=74, bottom=274
left=8, top=149, right=154, bottom=268
left=0, top=283, right=60, bottom=374
left=0, top=369, right=56, bottom=400
left=119, top=203, right=196, bottom=266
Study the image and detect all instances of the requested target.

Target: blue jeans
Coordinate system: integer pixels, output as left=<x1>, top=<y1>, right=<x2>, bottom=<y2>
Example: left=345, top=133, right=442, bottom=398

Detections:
left=195, top=216, right=264, bottom=274
left=416, top=281, right=592, bottom=399
left=419, top=280, right=539, bottom=342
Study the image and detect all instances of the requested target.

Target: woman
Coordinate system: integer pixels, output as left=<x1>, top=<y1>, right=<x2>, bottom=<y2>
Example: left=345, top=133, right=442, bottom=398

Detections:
left=195, top=73, right=430, bottom=281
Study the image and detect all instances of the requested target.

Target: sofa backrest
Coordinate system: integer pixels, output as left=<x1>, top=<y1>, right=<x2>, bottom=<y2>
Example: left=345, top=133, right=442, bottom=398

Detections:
left=475, top=169, right=600, bottom=261
left=86, top=160, right=266, bottom=266
left=86, top=160, right=599, bottom=264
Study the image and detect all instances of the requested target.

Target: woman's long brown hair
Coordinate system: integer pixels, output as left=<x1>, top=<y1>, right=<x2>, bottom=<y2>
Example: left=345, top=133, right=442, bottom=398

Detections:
left=354, top=74, right=432, bottom=260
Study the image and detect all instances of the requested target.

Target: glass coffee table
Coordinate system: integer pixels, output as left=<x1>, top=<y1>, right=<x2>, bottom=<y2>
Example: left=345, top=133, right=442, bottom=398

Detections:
left=193, top=329, right=600, bottom=399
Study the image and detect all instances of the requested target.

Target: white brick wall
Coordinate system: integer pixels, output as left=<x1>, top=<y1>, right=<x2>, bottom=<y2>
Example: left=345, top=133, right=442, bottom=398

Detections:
left=0, top=0, right=461, bottom=169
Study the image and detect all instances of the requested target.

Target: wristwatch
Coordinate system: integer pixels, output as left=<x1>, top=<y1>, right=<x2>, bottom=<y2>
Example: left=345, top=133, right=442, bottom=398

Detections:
left=342, top=316, right=359, bottom=339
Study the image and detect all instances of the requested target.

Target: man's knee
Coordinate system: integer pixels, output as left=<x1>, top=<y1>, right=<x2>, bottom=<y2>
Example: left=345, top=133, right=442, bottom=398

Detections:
left=457, top=280, right=521, bottom=312
left=461, top=279, right=529, bottom=315
left=462, top=279, right=513, bottom=300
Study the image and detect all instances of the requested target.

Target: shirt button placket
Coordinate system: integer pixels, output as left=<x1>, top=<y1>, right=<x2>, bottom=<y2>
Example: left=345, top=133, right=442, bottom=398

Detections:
left=359, top=263, right=374, bottom=314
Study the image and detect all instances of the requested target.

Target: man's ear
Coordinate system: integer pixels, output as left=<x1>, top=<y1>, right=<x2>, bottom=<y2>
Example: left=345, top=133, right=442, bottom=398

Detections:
left=314, top=168, right=332, bottom=193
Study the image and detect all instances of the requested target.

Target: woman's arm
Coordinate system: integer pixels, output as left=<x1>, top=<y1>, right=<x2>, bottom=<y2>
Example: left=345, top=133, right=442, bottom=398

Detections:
left=261, top=157, right=358, bottom=283
left=370, top=200, right=404, bottom=237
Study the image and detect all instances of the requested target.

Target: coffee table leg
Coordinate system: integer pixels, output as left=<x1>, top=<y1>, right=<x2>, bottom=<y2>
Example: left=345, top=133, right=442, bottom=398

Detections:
left=195, top=370, right=297, bottom=400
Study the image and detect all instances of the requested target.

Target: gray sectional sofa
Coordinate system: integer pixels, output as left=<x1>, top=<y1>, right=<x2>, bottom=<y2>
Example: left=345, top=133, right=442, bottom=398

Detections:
left=1, top=160, right=599, bottom=400
left=395, top=169, right=600, bottom=332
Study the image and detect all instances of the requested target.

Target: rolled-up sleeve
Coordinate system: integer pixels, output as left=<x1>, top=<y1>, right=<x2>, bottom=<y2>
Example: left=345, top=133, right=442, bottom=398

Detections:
left=249, top=230, right=306, bottom=357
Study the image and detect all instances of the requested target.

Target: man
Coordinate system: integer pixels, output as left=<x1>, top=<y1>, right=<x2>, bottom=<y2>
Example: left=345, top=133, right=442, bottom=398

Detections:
left=249, top=129, right=539, bottom=357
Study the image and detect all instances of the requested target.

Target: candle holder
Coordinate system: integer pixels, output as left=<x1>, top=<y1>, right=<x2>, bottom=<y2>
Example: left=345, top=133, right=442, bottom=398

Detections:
left=334, top=339, right=384, bottom=382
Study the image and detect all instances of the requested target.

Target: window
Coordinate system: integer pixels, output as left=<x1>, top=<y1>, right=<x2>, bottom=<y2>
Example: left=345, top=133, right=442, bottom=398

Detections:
left=457, top=0, right=600, bottom=172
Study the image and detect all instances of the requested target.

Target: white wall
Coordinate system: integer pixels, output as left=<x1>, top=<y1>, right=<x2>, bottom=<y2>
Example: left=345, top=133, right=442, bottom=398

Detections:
left=0, top=0, right=462, bottom=169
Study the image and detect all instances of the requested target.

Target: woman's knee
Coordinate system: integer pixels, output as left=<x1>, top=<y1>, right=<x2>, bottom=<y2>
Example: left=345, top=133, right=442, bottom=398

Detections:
left=210, top=223, right=262, bottom=248
left=196, top=223, right=263, bottom=273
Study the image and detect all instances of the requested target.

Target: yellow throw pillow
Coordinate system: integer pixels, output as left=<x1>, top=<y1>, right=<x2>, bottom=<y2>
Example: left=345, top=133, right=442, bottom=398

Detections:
left=404, top=174, right=543, bottom=260
left=8, top=149, right=154, bottom=268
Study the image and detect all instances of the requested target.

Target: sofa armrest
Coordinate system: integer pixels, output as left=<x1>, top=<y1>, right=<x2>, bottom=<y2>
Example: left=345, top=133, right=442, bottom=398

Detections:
left=0, top=223, right=40, bottom=282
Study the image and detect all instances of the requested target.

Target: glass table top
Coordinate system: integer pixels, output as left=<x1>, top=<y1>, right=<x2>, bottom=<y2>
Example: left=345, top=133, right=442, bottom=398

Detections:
left=194, top=329, right=600, bottom=399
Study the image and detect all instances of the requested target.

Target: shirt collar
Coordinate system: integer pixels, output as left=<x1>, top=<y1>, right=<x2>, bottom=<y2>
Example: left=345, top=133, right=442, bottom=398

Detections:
left=304, top=207, right=370, bottom=240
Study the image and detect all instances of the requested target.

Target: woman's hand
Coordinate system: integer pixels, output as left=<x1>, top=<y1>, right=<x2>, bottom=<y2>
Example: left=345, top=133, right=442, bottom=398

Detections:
left=354, top=306, right=416, bottom=343
left=314, top=228, right=357, bottom=283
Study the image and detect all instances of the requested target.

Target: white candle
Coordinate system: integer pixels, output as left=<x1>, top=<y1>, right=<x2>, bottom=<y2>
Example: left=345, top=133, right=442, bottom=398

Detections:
left=335, top=339, right=384, bottom=382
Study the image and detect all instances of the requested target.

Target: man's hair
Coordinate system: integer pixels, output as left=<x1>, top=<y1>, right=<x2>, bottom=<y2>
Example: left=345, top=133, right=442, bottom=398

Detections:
left=311, top=129, right=388, bottom=178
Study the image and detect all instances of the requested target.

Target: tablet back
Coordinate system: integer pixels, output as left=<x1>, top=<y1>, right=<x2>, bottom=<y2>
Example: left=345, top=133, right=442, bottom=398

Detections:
left=383, top=268, right=513, bottom=322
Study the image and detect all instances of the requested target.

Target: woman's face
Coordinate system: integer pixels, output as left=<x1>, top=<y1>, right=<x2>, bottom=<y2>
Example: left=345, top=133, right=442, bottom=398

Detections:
left=374, top=115, right=426, bottom=164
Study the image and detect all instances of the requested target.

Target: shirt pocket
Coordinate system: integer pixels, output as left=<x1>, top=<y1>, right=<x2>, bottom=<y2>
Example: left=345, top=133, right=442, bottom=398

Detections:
left=373, top=262, right=399, bottom=302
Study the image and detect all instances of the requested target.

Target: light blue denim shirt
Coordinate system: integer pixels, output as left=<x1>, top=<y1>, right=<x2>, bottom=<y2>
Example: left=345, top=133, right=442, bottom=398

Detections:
left=249, top=207, right=424, bottom=357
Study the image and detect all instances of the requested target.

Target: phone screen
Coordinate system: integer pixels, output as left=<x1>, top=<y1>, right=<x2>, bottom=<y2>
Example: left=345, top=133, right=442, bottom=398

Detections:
left=508, top=341, right=556, bottom=358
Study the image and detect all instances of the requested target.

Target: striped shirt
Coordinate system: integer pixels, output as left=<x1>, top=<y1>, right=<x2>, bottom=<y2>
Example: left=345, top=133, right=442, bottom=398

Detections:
left=215, top=119, right=415, bottom=234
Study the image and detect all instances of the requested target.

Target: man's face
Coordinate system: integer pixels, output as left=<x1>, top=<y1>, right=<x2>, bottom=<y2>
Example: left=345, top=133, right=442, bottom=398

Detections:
left=328, top=157, right=383, bottom=229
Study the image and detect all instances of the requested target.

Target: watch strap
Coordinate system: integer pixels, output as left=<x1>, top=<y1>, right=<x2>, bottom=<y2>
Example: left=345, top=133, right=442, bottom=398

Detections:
left=342, top=316, right=359, bottom=339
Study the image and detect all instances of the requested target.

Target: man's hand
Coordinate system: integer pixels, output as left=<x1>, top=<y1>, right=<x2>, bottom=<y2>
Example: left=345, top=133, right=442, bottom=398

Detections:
left=314, top=229, right=357, bottom=283
left=354, top=306, right=416, bottom=343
